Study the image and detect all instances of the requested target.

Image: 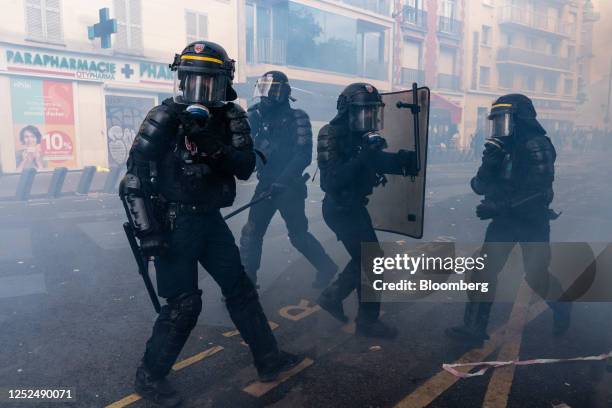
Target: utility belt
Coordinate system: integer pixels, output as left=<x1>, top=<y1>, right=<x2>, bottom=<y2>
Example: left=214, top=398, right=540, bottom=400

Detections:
left=165, top=202, right=218, bottom=231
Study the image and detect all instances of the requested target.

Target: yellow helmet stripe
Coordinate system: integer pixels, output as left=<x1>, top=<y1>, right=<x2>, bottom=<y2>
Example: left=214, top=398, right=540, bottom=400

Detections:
left=492, top=103, right=513, bottom=108
left=180, top=55, right=223, bottom=64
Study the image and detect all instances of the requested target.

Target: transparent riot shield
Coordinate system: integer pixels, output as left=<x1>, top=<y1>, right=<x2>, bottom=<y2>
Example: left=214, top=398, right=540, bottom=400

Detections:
left=366, top=86, right=430, bottom=238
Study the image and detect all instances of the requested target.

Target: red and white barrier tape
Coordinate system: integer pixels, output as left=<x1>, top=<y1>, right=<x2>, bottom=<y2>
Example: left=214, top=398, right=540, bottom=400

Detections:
left=443, top=351, right=612, bottom=378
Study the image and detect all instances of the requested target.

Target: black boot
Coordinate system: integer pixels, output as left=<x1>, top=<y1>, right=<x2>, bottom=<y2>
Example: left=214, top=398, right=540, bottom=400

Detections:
left=317, top=287, right=348, bottom=323
left=445, top=302, right=492, bottom=346
left=548, top=301, right=572, bottom=336
left=356, top=320, right=398, bottom=339
left=256, top=350, right=303, bottom=382
left=135, top=365, right=182, bottom=407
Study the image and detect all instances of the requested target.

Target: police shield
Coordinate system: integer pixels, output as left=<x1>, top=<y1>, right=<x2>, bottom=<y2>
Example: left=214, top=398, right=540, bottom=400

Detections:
left=367, top=86, right=430, bottom=238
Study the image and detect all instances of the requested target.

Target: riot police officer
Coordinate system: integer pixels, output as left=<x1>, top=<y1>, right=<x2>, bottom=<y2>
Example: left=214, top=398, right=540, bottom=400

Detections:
left=120, top=42, right=300, bottom=407
left=445, top=94, right=570, bottom=346
left=239, top=71, right=337, bottom=288
left=316, top=83, right=418, bottom=339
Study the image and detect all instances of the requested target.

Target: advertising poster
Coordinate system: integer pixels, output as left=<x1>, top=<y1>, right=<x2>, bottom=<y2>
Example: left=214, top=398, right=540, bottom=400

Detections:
left=10, top=77, right=77, bottom=171
left=105, top=95, right=155, bottom=166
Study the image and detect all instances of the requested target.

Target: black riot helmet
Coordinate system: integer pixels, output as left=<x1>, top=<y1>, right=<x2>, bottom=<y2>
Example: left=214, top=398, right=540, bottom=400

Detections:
left=253, top=71, right=292, bottom=104
left=488, top=94, right=546, bottom=139
left=170, top=41, right=237, bottom=107
left=336, top=83, right=384, bottom=133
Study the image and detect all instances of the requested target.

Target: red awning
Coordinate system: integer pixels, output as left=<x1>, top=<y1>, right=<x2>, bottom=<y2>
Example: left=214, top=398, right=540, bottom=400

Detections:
left=430, top=92, right=462, bottom=124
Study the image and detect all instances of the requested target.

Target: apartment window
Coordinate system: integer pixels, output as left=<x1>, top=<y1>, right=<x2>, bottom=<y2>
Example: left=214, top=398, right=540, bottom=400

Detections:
left=25, top=0, right=63, bottom=43
left=186, top=11, right=208, bottom=43
left=440, top=0, right=456, bottom=19
left=543, top=75, right=558, bottom=94
left=564, top=79, right=574, bottom=95
left=523, top=73, right=536, bottom=91
left=479, top=66, right=490, bottom=87
left=501, top=32, right=513, bottom=47
left=114, top=0, right=143, bottom=53
left=481, top=25, right=491, bottom=46
left=498, top=70, right=513, bottom=89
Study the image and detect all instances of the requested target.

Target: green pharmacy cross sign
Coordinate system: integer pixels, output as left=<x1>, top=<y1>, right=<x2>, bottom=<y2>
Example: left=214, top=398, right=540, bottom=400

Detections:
left=88, top=8, right=117, bottom=49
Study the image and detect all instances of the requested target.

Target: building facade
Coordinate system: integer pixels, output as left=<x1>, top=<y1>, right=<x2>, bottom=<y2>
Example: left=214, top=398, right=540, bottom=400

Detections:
left=394, top=0, right=598, bottom=148
left=0, top=0, right=239, bottom=173
left=236, top=0, right=395, bottom=126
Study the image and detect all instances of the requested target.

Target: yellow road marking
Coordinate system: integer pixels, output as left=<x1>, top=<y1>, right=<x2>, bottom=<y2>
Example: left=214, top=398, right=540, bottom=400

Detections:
left=172, top=345, right=224, bottom=371
left=483, top=282, right=534, bottom=407
left=394, top=301, right=547, bottom=408
left=105, top=346, right=224, bottom=408
left=243, top=358, right=314, bottom=397
left=279, top=299, right=321, bottom=321
left=104, top=393, right=141, bottom=408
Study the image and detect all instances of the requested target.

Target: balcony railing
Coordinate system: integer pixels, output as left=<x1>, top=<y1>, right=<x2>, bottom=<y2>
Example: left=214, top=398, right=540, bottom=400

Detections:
left=499, top=5, right=571, bottom=37
left=497, top=47, right=570, bottom=71
left=256, top=38, right=286, bottom=65
left=437, top=73, right=460, bottom=91
left=401, top=67, right=425, bottom=85
left=402, top=6, right=427, bottom=30
left=437, top=16, right=462, bottom=38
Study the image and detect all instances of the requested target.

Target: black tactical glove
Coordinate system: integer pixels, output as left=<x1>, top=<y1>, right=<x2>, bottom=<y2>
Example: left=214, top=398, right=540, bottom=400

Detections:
left=198, top=137, right=224, bottom=157
left=397, top=149, right=417, bottom=175
left=476, top=199, right=509, bottom=220
left=482, top=138, right=507, bottom=166
left=140, top=233, right=168, bottom=257
left=364, top=132, right=388, bottom=151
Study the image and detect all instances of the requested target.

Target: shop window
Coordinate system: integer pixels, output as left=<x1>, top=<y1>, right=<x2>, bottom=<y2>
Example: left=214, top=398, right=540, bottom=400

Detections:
left=114, top=0, right=143, bottom=54
left=25, top=0, right=63, bottom=43
left=186, top=10, right=208, bottom=44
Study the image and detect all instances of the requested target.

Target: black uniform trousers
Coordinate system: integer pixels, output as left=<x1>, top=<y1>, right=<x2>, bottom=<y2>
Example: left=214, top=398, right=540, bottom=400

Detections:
left=142, top=210, right=277, bottom=379
left=240, top=181, right=336, bottom=280
left=321, top=197, right=382, bottom=324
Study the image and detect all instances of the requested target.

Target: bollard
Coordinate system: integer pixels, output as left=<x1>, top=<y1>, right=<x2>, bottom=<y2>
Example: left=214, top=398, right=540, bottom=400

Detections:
left=15, top=168, right=37, bottom=201
left=76, top=166, right=96, bottom=195
left=102, top=166, right=122, bottom=194
left=47, top=167, right=68, bottom=198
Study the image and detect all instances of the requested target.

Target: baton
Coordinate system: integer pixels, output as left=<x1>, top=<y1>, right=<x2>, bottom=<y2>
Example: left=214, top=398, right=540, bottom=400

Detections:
left=224, top=173, right=310, bottom=221
left=123, top=222, right=162, bottom=314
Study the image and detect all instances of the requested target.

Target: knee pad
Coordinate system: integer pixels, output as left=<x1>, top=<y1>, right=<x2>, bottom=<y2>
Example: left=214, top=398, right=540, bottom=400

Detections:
left=166, top=290, right=203, bottom=333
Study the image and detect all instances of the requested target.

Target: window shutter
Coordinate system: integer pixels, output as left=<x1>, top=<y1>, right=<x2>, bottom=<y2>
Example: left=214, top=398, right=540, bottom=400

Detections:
left=25, top=0, right=44, bottom=40
left=198, top=13, right=208, bottom=39
left=128, top=0, right=143, bottom=50
left=186, top=11, right=197, bottom=43
left=44, top=0, right=63, bottom=42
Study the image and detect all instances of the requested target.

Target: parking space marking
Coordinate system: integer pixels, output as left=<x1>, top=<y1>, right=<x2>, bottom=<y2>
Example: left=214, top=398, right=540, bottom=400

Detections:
left=105, top=345, right=225, bottom=408
left=394, top=301, right=547, bottom=408
left=483, top=283, right=534, bottom=407
left=243, top=357, right=314, bottom=398
left=172, top=345, right=224, bottom=371
left=104, top=393, right=141, bottom=408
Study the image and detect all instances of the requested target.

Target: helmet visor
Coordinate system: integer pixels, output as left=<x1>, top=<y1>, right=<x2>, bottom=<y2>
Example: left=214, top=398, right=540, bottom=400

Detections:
left=253, top=75, right=285, bottom=102
left=348, top=104, right=384, bottom=132
left=173, top=70, right=228, bottom=105
left=488, top=112, right=513, bottom=138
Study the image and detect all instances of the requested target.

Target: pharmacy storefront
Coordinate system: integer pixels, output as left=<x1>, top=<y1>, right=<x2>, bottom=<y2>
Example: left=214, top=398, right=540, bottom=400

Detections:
left=0, top=44, right=174, bottom=173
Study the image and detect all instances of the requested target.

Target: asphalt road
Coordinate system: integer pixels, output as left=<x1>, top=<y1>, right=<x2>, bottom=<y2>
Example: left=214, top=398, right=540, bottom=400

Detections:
left=0, top=150, right=611, bottom=408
